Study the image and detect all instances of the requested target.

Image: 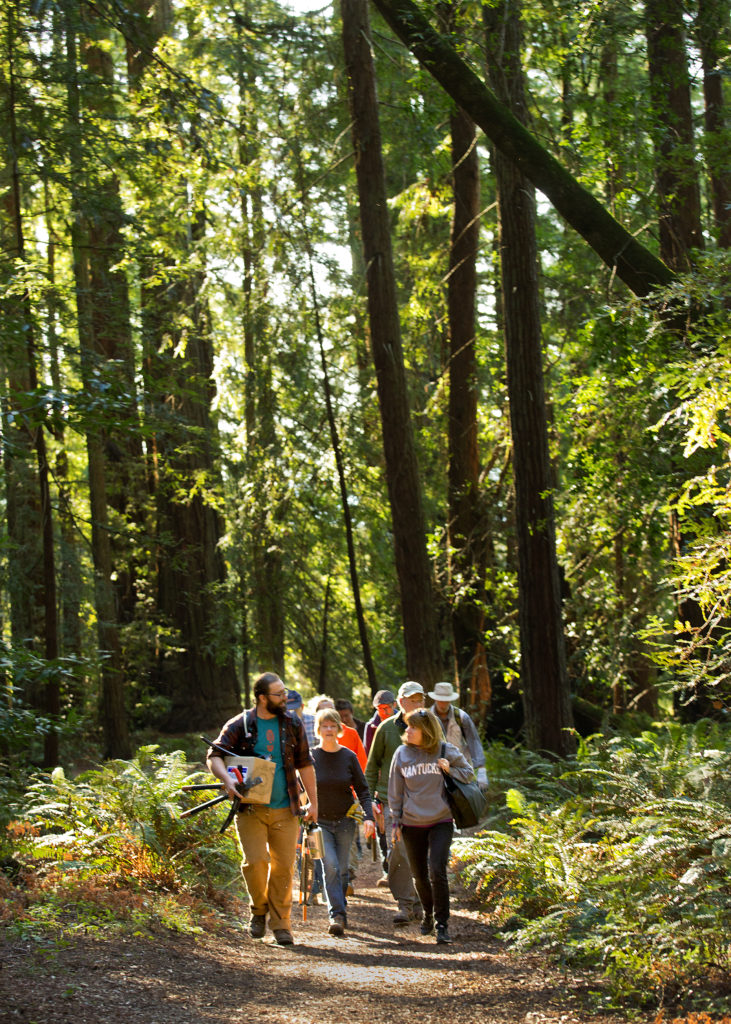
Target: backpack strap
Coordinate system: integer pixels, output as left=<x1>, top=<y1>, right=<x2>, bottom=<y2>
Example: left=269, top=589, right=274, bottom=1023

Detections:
left=457, top=708, right=468, bottom=741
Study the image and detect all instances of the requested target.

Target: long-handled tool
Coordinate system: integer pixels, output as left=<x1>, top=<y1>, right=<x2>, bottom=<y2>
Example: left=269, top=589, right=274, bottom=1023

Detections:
left=180, top=792, right=228, bottom=818
left=178, top=737, right=263, bottom=830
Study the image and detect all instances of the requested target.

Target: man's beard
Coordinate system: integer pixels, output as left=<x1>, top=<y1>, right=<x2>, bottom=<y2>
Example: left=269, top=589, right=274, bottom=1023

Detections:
left=266, top=698, right=287, bottom=717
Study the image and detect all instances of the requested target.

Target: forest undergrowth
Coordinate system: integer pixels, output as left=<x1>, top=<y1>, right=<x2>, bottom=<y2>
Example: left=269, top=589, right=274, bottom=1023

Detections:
left=1, top=724, right=729, bottom=1019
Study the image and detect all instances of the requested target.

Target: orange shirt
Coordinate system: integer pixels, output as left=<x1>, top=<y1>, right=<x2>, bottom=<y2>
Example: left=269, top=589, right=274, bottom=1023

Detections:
left=339, top=724, right=367, bottom=771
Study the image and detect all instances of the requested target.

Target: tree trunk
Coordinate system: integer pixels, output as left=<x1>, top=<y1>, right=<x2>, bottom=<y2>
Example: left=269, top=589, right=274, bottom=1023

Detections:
left=44, top=176, right=83, bottom=705
left=445, top=101, right=491, bottom=715
left=235, top=23, right=285, bottom=681
left=142, top=248, right=241, bottom=730
left=0, top=7, right=45, bottom=674
left=369, top=0, right=674, bottom=297
left=63, top=2, right=131, bottom=758
left=2, top=4, right=60, bottom=765
left=341, top=0, right=442, bottom=687
left=82, top=16, right=146, bottom=637
left=435, top=0, right=490, bottom=718
left=485, top=0, right=573, bottom=756
left=295, top=145, right=380, bottom=695
left=318, top=576, right=331, bottom=692
left=645, top=0, right=704, bottom=270
left=696, top=0, right=731, bottom=248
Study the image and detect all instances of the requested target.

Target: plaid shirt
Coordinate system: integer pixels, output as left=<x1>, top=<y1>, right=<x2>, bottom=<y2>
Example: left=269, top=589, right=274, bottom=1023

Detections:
left=209, top=709, right=313, bottom=816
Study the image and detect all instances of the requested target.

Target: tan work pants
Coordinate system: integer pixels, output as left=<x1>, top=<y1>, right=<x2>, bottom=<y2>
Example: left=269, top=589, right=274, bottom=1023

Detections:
left=235, top=805, right=300, bottom=929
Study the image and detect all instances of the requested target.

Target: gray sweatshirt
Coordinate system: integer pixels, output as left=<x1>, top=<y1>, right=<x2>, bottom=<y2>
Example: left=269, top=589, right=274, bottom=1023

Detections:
left=388, top=740, right=474, bottom=827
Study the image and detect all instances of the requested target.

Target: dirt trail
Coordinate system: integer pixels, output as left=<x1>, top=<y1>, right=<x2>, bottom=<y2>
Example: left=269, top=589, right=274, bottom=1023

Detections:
left=1, top=855, right=650, bottom=1024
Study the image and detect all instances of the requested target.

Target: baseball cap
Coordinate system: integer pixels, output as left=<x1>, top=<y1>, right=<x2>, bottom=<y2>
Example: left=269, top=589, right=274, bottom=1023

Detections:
left=286, top=689, right=303, bottom=710
left=397, top=681, right=425, bottom=700
left=372, top=689, right=395, bottom=708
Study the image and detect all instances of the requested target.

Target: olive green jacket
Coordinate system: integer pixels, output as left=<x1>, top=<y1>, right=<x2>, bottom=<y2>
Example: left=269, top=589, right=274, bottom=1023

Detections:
left=364, top=711, right=406, bottom=804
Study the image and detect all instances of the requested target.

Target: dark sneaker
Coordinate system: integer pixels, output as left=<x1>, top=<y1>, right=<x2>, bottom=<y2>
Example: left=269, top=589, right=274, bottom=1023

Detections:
left=273, top=928, right=294, bottom=946
left=328, top=914, right=346, bottom=936
left=393, top=907, right=420, bottom=925
left=420, top=914, right=434, bottom=935
left=249, top=914, right=266, bottom=939
left=436, top=923, right=452, bottom=945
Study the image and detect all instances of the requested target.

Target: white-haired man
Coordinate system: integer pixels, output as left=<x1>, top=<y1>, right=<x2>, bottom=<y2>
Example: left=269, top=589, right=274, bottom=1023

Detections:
left=427, top=681, right=488, bottom=789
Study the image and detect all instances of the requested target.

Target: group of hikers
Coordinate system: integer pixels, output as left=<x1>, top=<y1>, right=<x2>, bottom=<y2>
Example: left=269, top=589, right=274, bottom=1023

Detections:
left=206, top=673, right=488, bottom=948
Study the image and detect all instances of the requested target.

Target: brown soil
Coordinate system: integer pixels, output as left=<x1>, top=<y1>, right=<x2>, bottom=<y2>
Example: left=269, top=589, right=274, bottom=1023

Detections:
left=0, top=855, right=653, bottom=1024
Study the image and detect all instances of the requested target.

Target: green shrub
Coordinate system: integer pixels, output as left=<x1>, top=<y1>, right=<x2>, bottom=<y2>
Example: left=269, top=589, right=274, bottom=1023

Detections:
left=3, top=746, right=244, bottom=939
left=455, top=722, right=731, bottom=1011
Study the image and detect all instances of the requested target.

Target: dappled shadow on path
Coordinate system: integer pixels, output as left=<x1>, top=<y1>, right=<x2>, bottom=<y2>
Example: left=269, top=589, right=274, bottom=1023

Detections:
left=0, top=853, right=649, bottom=1024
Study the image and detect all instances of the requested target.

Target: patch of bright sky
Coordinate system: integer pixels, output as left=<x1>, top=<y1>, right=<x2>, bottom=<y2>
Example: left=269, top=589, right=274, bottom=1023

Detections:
left=283, top=0, right=334, bottom=13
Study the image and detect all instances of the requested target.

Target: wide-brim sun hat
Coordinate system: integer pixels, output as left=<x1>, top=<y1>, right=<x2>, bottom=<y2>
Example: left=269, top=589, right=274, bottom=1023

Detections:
left=427, top=681, right=460, bottom=702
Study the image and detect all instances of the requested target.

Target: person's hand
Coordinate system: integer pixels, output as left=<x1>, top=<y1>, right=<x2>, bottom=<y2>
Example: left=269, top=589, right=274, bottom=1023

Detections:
left=222, top=773, right=240, bottom=800
left=476, top=766, right=489, bottom=791
left=303, top=803, right=318, bottom=824
left=391, top=823, right=401, bottom=843
left=437, top=757, right=450, bottom=773
left=363, top=819, right=376, bottom=840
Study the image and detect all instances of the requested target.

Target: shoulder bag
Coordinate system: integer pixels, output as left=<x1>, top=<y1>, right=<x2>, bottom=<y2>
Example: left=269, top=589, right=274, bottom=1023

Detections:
left=439, top=743, right=487, bottom=829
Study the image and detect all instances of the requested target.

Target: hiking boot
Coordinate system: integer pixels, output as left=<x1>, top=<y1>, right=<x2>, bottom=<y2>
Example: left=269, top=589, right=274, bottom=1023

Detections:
left=436, top=923, right=452, bottom=945
left=328, top=914, right=346, bottom=937
left=249, top=914, right=266, bottom=939
left=273, top=928, right=294, bottom=946
left=420, top=914, right=434, bottom=935
left=393, top=907, right=420, bottom=925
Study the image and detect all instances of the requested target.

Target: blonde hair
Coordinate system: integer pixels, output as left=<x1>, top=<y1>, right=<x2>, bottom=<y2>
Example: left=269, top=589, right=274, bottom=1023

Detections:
left=315, top=707, right=343, bottom=737
left=404, top=708, right=442, bottom=754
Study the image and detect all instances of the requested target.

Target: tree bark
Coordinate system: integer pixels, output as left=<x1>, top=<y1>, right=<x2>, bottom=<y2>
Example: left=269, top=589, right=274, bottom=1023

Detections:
left=235, top=21, right=285, bottom=681
left=342, top=0, right=442, bottom=688
left=2, top=3, right=60, bottom=765
left=645, top=0, right=704, bottom=270
left=369, top=0, right=674, bottom=297
left=485, top=0, right=573, bottom=756
left=63, top=1, right=131, bottom=758
left=306, top=248, right=380, bottom=695
left=696, top=0, right=731, bottom=248
left=444, top=98, right=490, bottom=716
left=142, top=225, right=240, bottom=730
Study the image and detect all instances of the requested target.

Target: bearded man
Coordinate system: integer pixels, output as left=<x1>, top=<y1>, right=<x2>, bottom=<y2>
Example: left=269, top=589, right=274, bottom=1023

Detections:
left=207, top=672, right=318, bottom=946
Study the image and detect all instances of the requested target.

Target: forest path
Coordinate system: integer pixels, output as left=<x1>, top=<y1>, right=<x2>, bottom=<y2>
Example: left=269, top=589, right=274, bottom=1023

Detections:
left=1, top=855, right=651, bottom=1024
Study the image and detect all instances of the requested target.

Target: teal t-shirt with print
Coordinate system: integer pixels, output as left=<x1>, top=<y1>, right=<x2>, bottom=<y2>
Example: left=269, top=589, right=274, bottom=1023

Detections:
left=255, top=715, right=290, bottom=809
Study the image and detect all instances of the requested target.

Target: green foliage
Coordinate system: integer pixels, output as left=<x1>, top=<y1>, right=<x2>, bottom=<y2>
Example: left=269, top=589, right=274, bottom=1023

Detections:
left=2, top=746, right=243, bottom=940
left=0, top=648, right=94, bottom=831
left=455, top=724, right=731, bottom=1011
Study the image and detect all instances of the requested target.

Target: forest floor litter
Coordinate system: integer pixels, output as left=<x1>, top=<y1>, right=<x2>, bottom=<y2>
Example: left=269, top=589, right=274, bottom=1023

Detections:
left=0, top=855, right=662, bottom=1024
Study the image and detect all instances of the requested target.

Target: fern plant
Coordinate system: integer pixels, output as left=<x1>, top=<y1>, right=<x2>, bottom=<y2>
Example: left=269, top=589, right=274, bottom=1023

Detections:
left=10, top=746, right=241, bottom=928
left=454, top=723, right=731, bottom=1010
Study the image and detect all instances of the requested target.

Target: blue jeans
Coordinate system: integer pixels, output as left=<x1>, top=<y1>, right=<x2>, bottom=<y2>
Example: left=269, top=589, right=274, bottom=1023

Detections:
left=319, top=817, right=356, bottom=920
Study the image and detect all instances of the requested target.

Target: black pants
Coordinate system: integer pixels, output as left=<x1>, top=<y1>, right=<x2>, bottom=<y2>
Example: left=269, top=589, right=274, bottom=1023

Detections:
left=401, top=820, right=454, bottom=926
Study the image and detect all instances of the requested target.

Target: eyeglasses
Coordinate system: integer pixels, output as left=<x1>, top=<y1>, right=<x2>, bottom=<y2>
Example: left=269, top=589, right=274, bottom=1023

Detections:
left=268, top=689, right=287, bottom=699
